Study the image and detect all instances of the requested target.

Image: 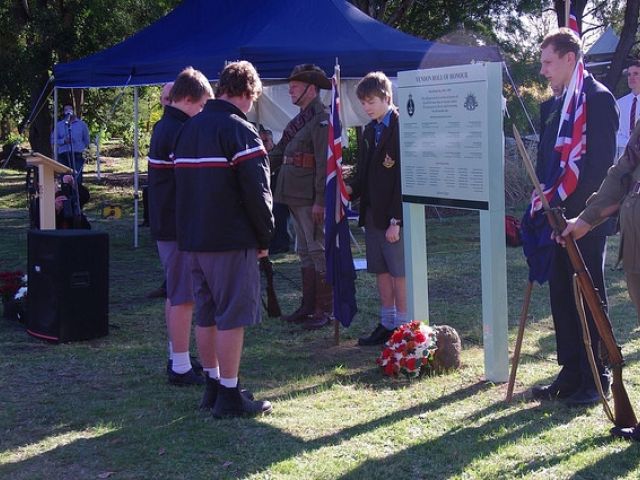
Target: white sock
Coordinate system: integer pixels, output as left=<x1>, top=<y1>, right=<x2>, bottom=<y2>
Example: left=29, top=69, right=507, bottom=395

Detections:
left=220, top=377, right=238, bottom=388
left=204, top=367, right=220, bottom=380
left=395, top=311, right=409, bottom=328
left=171, top=351, right=192, bottom=374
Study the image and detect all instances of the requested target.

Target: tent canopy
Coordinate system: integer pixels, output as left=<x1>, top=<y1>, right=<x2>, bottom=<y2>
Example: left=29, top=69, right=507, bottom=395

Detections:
left=54, top=0, right=501, bottom=88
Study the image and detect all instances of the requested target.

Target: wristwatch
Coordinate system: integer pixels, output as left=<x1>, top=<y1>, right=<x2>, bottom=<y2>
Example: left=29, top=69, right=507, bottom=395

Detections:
left=390, top=218, right=401, bottom=227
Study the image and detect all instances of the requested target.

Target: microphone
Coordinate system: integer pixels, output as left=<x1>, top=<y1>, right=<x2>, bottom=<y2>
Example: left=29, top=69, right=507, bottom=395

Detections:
left=64, top=111, right=72, bottom=124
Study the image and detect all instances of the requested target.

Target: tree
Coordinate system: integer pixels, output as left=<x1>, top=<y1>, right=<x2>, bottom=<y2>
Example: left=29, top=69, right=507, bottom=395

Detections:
left=604, top=0, right=640, bottom=91
left=550, top=0, right=638, bottom=91
left=0, top=0, right=179, bottom=155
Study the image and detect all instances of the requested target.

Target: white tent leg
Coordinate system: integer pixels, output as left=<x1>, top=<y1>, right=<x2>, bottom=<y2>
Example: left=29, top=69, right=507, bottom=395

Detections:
left=133, top=86, right=139, bottom=248
left=95, top=133, right=101, bottom=180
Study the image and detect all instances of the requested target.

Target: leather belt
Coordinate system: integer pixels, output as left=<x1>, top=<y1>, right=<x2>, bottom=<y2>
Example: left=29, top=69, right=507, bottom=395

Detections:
left=284, top=152, right=315, bottom=168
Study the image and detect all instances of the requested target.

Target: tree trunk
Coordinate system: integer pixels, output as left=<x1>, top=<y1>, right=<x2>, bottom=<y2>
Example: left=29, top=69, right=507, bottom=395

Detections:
left=603, top=0, right=640, bottom=91
left=27, top=76, right=53, bottom=157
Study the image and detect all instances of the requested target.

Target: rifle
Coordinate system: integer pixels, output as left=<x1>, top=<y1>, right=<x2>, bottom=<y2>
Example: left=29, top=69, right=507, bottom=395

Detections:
left=513, top=125, right=637, bottom=428
left=259, top=256, right=282, bottom=318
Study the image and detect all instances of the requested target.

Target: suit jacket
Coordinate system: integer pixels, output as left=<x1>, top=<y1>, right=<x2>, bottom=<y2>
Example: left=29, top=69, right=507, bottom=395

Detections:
left=537, top=75, right=619, bottom=235
left=350, top=108, right=402, bottom=230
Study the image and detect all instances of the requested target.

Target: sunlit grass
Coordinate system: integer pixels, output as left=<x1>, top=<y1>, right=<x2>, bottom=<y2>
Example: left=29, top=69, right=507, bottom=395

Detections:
left=1, top=167, right=640, bottom=479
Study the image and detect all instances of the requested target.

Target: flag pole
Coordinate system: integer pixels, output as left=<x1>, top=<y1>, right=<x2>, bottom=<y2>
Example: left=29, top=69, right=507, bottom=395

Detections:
left=334, top=58, right=341, bottom=346
left=564, top=0, right=570, bottom=28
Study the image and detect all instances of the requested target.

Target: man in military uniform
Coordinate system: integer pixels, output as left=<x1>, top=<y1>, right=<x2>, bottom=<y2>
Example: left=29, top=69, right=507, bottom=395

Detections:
left=560, top=122, right=640, bottom=440
left=270, top=64, right=332, bottom=330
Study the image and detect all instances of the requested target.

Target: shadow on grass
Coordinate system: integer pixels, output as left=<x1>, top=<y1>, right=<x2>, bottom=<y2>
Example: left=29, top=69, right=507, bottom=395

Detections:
left=5, top=368, right=630, bottom=480
left=333, top=401, right=619, bottom=479
left=0, top=377, right=491, bottom=479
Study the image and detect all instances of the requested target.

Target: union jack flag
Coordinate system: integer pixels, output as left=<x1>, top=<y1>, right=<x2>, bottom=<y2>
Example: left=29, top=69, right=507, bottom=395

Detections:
left=324, top=74, right=357, bottom=327
left=531, top=60, right=586, bottom=214
left=568, top=1, right=580, bottom=36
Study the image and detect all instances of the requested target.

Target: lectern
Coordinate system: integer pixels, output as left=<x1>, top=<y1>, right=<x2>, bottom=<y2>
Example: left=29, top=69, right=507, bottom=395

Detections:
left=25, top=152, right=72, bottom=230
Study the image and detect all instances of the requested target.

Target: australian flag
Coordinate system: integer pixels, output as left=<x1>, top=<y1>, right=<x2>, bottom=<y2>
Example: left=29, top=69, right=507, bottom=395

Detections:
left=522, top=56, right=587, bottom=284
left=325, top=75, right=357, bottom=327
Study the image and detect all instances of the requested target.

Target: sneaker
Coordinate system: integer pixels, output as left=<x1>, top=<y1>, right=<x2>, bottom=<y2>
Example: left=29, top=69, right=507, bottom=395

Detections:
left=212, top=384, right=272, bottom=418
left=168, top=368, right=205, bottom=386
left=357, top=324, right=394, bottom=346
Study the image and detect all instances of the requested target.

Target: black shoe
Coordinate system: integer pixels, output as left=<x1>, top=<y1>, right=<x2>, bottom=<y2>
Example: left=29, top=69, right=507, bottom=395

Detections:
left=190, top=357, right=203, bottom=375
left=168, top=368, right=205, bottom=386
left=611, top=425, right=640, bottom=441
left=564, top=385, right=610, bottom=407
left=302, top=312, right=333, bottom=330
left=211, top=384, right=272, bottom=418
left=167, top=357, right=203, bottom=376
left=146, top=286, right=167, bottom=299
left=199, top=376, right=255, bottom=410
left=531, top=377, right=580, bottom=401
left=358, top=324, right=394, bottom=346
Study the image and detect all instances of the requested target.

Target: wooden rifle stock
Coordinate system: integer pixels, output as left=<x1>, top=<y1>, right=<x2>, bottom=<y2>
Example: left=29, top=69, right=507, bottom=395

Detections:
left=513, top=125, right=637, bottom=427
left=259, top=257, right=282, bottom=318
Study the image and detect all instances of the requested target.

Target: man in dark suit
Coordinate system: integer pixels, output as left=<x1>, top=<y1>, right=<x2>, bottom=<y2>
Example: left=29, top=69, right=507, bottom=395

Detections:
left=532, top=28, right=619, bottom=406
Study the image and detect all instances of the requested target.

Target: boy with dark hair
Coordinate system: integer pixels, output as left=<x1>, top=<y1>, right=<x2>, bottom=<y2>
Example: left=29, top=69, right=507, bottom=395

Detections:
left=349, top=71, right=407, bottom=346
left=148, top=67, right=213, bottom=386
left=174, top=60, right=274, bottom=417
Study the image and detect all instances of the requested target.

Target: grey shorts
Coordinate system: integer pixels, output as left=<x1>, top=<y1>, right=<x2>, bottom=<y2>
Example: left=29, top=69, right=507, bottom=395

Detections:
left=364, top=211, right=405, bottom=277
left=157, top=240, right=194, bottom=306
left=190, top=249, right=262, bottom=330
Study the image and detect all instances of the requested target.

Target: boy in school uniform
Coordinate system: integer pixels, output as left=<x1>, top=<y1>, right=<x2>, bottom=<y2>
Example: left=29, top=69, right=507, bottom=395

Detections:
left=348, top=72, right=407, bottom=346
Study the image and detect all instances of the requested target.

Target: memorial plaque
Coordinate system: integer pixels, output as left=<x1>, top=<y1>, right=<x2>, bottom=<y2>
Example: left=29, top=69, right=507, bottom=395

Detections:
left=398, top=64, right=492, bottom=210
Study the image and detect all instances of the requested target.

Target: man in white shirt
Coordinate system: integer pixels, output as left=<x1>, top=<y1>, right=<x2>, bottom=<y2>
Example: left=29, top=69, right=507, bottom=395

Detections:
left=616, top=60, right=640, bottom=158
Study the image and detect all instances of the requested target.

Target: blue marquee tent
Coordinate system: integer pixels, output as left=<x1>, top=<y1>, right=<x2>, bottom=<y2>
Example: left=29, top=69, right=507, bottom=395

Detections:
left=52, top=0, right=502, bottom=247
left=54, top=0, right=501, bottom=88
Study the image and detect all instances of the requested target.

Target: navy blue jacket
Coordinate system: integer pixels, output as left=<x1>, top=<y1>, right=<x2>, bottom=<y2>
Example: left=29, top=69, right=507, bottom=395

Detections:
left=174, top=99, right=274, bottom=252
left=147, top=105, right=189, bottom=241
left=350, top=107, right=402, bottom=230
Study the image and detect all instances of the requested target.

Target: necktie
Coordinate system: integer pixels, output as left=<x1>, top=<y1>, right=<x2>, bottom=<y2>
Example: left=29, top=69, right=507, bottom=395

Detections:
left=630, top=96, right=637, bottom=136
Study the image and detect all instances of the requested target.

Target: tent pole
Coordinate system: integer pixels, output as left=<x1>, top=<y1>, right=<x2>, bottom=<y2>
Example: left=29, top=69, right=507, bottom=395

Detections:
left=53, top=88, right=58, bottom=161
left=95, top=132, right=101, bottom=180
left=133, top=86, right=139, bottom=248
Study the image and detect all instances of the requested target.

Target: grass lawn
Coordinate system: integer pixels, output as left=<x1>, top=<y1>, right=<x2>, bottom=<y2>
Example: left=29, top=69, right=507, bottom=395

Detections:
left=1, top=162, right=640, bottom=480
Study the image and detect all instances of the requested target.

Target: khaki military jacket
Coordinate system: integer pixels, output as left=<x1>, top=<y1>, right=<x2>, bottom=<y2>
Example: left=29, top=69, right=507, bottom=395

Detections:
left=580, top=124, right=640, bottom=273
left=271, top=96, right=329, bottom=207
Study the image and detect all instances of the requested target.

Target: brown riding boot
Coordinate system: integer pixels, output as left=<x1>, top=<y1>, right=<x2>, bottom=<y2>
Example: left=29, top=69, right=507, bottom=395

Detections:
left=303, top=270, right=334, bottom=330
left=282, top=266, right=315, bottom=323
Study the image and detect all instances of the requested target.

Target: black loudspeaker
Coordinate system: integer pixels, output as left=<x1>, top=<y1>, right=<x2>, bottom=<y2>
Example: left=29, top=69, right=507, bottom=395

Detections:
left=27, top=230, right=109, bottom=342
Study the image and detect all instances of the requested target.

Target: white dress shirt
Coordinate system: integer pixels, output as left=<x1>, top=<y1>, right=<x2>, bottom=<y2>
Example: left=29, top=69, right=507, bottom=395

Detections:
left=616, top=92, right=640, bottom=149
